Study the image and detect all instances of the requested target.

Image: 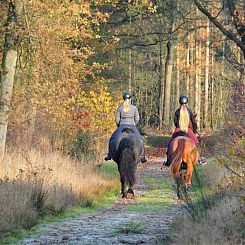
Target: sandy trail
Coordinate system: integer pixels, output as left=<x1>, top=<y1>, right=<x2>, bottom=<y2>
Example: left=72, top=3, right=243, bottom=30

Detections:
left=16, top=157, right=184, bottom=245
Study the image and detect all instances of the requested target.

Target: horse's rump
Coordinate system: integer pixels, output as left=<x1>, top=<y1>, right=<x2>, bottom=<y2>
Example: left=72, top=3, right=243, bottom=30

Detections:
left=170, top=136, right=198, bottom=175
left=117, top=133, right=143, bottom=164
left=169, top=136, right=200, bottom=198
left=116, top=132, right=144, bottom=197
left=170, top=137, right=186, bottom=176
left=110, top=126, right=143, bottom=162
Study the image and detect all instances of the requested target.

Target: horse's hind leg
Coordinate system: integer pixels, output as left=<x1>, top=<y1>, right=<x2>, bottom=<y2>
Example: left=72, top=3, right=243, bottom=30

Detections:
left=117, top=164, right=127, bottom=198
left=120, top=175, right=127, bottom=198
left=184, top=161, right=194, bottom=187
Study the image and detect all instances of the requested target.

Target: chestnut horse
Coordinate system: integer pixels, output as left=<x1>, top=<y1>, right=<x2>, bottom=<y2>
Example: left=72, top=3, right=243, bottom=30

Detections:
left=168, top=136, right=200, bottom=199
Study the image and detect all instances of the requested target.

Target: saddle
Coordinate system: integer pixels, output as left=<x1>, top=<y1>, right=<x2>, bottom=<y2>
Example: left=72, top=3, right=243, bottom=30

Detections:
left=176, top=131, right=187, bottom=137
left=121, top=127, right=133, bottom=133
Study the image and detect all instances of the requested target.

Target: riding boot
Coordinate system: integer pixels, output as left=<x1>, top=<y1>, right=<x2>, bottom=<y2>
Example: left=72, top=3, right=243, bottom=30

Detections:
left=163, top=150, right=171, bottom=167
left=104, top=153, right=112, bottom=161
left=195, top=143, right=207, bottom=165
left=198, top=156, right=207, bottom=165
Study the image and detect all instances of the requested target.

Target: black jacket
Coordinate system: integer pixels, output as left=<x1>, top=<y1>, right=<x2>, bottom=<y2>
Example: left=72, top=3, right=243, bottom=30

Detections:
left=174, top=108, right=197, bottom=134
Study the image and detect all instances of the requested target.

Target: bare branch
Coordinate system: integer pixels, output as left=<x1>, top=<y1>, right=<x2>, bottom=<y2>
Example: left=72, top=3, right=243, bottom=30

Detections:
left=192, top=0, right=245, bottom=57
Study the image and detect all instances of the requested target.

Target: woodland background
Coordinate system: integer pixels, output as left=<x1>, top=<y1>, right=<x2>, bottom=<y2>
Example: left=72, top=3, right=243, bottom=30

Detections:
left=0, top=0, right=244, bottom=158
left=0, top=0, right=244, bottom=243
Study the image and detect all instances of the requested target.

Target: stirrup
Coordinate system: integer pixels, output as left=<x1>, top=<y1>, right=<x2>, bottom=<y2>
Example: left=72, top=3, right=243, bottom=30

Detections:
left=104, top=155, right=111, bottom=161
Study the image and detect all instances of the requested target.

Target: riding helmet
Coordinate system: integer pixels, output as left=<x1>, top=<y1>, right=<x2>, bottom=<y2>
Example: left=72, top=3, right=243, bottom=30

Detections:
left=179, top=95, right=188, bottom=104
left=123, top=91, right=131, bottom=100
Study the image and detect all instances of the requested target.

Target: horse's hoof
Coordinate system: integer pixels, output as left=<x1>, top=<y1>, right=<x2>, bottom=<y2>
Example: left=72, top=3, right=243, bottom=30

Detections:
left=122, top=192, right=127, bottom=198
left=127, top=193, right=134, bottom=199
left=127, top=189, right=134, bottom=199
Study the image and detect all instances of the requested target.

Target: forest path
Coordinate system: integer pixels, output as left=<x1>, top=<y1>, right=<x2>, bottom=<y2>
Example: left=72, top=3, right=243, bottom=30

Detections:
left=16, top=151, right=185, bottom=245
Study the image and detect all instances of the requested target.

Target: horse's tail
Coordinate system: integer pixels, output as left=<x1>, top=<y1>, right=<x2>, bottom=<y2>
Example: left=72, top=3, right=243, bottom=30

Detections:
left=171, top=138, right=185, bottom=176
left=118, top=138, right=136, bottom=186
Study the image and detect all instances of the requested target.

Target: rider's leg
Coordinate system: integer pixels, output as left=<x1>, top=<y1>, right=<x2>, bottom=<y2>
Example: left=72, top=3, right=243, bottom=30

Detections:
left=187, top=129, right=207, bottom=165
left=164, top=140, right=171, bottom=166
left=186, top=129, right=199, bottom=145
left=104, top=129, right=118, bottom=161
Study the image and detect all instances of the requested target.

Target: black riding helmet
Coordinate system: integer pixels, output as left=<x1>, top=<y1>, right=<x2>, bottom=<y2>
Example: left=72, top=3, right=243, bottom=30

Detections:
left=179, top=95, right=188, bottom=104
left=123, top=91, right=131, bottom=100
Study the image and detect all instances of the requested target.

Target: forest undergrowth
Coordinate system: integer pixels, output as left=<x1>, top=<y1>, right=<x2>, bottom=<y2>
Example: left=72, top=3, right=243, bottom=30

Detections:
left=0, top=149, right=119, bottom=242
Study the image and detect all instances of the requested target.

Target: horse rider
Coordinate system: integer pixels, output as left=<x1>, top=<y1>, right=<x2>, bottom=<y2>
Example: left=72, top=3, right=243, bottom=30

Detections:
left=163, top=95, right=207, bottom=166
left=104, top=91, right=148, bottom=163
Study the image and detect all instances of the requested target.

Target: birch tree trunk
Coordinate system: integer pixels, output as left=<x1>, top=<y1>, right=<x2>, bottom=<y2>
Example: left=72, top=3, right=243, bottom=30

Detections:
left=204, top=19, right=210, bottom=128
left=128, top=49, right=132, bottom=93
left=210, top=49, right=214, bottom=129
left=176, top=45, right=180, bottom=109
left=0, top=1, right=23, bottom=158
left=186, top=37, right=190, bottom=97
left=194, top=38, right=201, bottom=129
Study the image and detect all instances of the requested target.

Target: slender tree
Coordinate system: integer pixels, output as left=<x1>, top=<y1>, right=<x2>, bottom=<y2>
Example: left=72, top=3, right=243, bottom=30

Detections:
left=163, top=0, right=177, bottom=127
left=0, top=0, right=23, bottom=157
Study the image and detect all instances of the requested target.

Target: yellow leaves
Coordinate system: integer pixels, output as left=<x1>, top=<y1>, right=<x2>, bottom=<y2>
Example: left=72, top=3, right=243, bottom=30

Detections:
left=75, top=79, right=118, bottom=132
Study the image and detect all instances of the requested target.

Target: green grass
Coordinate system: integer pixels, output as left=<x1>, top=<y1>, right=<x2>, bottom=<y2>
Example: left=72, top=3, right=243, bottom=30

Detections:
left=114, top=221, right=146, bottom=234
left=1, top=228, right=41, bottom=244
left=145, top=135, right=169, bottom=148
left=1, top=163, right=120, bottom=244
left=1, top=190, right=120, bottom=244
left=127, top=177, right=173, bottom=212
left=99, top=162, right=119, bottom=179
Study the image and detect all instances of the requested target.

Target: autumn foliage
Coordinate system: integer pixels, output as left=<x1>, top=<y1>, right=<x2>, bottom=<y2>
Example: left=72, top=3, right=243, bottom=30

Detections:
left=2, top=0, right=120, bottom=155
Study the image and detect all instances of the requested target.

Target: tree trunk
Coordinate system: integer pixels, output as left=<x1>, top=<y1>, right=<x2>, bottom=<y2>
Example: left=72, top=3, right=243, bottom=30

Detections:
left=0, top=1, right=23, bottom=158
left=210, top=41, right=215, bottom=129
left=194, top=38, right=202, bottom=129
left=128, top=49, right=132, bottom=93
left=176, top=44, right=180, bottom=109
left=204, top=19, right=210, bottom=129
left=158, top=40, right=164, bottom=130
left=163, top=40, right=174, bottom=127
left=186, top=37, right=190, bottom=97
left=163, top=0, right=176, bottom=128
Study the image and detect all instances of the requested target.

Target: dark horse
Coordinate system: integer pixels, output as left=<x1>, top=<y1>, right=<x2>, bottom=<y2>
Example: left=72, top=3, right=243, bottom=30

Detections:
left=169, top=135, right=200, bottom=199
left=111, top=127, right=144, bottom=198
